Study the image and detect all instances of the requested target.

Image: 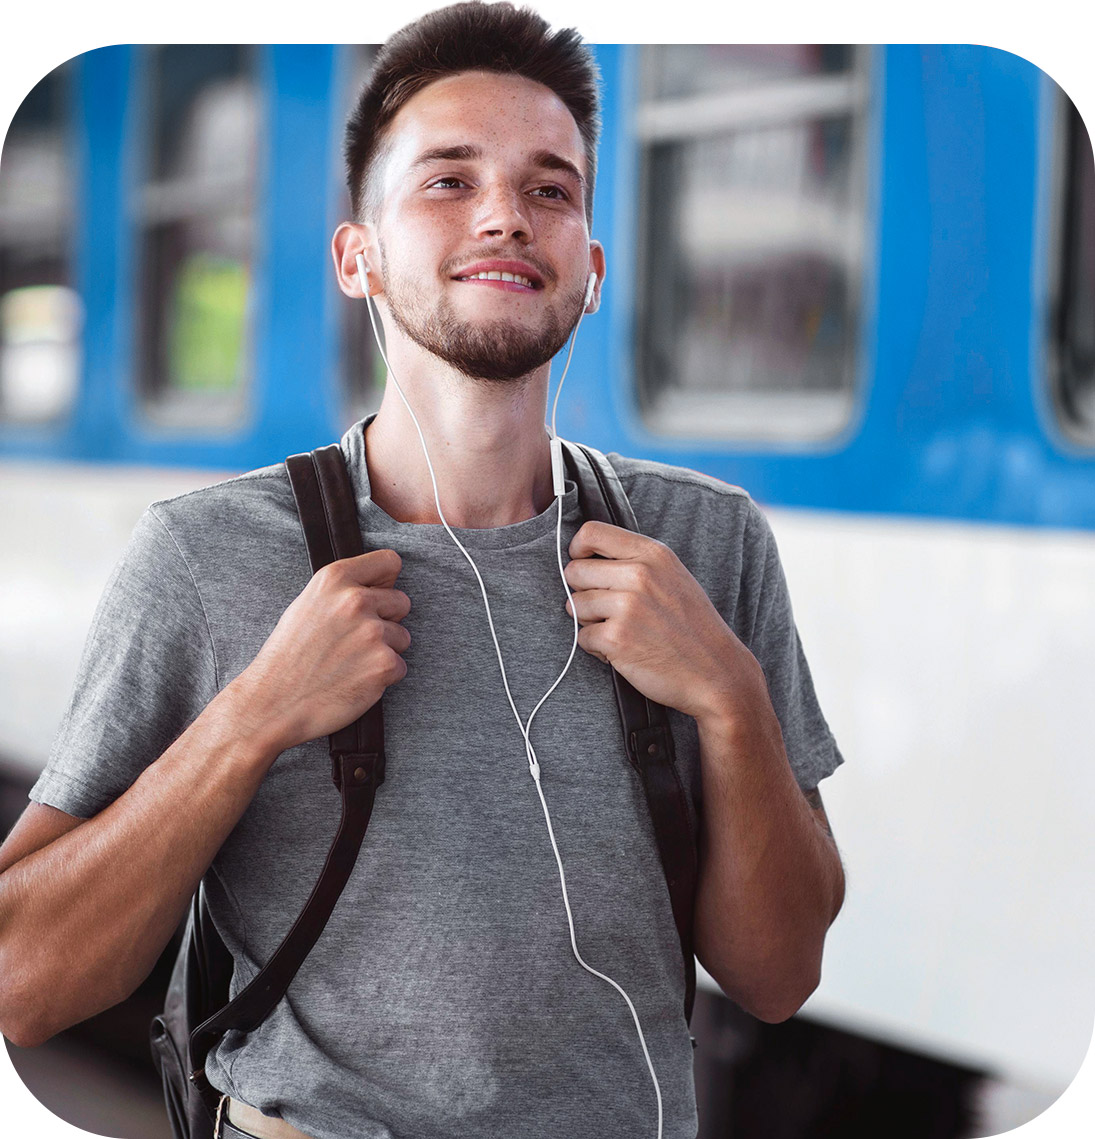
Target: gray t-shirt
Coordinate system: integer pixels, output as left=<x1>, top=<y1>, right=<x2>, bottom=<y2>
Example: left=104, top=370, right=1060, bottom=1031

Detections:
left=32, top=416, right=842, bottom=1139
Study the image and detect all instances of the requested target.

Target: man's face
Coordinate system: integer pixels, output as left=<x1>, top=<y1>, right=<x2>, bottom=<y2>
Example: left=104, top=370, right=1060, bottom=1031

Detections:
left=367, top=70, right=602, bottom=383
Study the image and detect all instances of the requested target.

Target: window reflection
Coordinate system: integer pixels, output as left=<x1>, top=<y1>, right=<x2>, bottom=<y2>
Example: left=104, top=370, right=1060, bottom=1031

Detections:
left=0, top=62, right=81, bottom=424
left=635, top=45, right=869, bottom=442
left=137, top=45, right=258, bottom=427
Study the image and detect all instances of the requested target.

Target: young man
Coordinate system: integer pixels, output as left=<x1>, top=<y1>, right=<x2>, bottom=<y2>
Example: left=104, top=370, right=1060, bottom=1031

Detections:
left=0, top=5, right=844, bottom=1138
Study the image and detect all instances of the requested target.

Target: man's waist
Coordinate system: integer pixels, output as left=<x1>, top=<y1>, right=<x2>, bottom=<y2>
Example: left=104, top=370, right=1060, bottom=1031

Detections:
left=228, top=1097, right=317, bottom=1139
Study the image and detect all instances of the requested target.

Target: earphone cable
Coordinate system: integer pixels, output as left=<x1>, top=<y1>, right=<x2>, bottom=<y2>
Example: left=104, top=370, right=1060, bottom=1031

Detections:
left=358, top=261, right=663, bottom=1138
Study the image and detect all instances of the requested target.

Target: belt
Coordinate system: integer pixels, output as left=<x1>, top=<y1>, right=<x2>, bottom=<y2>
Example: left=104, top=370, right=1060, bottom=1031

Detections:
left=228, top=1097, right=318, bottom=1139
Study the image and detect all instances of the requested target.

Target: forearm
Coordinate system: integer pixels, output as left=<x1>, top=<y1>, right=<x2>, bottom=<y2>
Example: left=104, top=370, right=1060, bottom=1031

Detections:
left=0, top=678, right=281, bottom=1047
left=693, top=676, right=844, bottom=1023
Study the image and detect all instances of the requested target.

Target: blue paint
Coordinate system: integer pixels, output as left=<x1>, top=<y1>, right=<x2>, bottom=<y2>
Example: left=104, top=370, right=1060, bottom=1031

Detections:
left=75, top=46, right=133, bottom=460
left=1, top=44, right=1092, bottom=530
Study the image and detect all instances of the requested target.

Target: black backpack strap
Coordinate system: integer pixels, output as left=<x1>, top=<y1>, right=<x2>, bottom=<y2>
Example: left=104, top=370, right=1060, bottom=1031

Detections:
left=186, top=445, right=387, bottom=1091
left=560, top=439, right=698, bottom=1024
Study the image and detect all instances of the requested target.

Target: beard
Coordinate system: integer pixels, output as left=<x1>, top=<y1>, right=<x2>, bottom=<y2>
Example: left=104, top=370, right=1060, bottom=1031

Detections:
left=379, top=247, right=586, bottom=383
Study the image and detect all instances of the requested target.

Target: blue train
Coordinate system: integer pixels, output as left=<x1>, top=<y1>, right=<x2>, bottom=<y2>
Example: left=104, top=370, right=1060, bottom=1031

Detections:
left=1, top=42, right=1093, bottom=1137
left=2, top=44, right=1092, bottom=526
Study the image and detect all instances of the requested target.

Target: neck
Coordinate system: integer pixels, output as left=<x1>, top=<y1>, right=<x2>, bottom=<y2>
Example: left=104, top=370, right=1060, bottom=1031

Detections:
left=363, top=343, right=556, bottom=529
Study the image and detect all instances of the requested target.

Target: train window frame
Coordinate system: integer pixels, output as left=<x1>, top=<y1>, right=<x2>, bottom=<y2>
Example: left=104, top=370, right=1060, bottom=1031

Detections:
left=330, top=43, right=384, bottom=430
left=632, top=44, right=873, bottom=446
left=133, top=44, right=262, bottom=432
left=0, top=59, right=83, bottom=427
left=1046, top=89, right=1095, bottom=448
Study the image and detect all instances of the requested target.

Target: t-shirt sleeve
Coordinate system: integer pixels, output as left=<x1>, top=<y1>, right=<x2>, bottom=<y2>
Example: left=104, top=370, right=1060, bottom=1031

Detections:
left=29, top=505, right=219, bottom=818
left=735, top=497, right=843, bottom=791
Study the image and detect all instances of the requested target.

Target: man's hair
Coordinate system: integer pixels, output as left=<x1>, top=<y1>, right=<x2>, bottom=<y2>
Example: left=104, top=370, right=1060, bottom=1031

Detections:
left=344, top=1, right=601, bottom=223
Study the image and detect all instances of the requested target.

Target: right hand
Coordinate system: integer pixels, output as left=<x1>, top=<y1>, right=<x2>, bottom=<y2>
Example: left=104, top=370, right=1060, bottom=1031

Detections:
left=230, top=549, right=411, bottom=753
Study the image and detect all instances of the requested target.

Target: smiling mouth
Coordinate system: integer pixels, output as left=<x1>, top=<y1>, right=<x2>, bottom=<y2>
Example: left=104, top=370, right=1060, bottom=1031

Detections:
left=455, top=270, right=538, bottom=289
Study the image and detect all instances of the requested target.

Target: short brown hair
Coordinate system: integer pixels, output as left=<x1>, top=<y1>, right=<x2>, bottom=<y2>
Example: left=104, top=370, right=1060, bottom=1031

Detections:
left=344, top=2, right=601, bottom=223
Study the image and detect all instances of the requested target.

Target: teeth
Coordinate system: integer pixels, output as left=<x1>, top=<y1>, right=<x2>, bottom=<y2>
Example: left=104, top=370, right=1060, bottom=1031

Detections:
left=461, top=271, right=533, bottom=287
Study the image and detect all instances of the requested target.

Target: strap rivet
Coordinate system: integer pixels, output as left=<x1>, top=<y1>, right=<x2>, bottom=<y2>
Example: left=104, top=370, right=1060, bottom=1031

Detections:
left=646, top=743, right=658, bottom=756
left=353, top=766, right=367, bottom=783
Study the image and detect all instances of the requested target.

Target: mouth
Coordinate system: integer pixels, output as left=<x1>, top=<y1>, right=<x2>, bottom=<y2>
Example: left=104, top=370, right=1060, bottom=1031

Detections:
left=452, top=261, right=544, bottom=291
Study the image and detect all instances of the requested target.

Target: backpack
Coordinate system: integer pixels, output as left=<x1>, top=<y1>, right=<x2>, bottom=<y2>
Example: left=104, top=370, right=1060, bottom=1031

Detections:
left=150, top=438, right=698, bottom=1139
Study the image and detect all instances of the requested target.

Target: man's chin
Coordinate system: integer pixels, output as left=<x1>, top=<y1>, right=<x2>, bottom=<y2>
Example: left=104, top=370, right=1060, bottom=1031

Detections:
left=427, top=321, right=567, bottom=383
left=384, top=285, right=577, bottom=382
left=443, top=349, right=554, bottom=384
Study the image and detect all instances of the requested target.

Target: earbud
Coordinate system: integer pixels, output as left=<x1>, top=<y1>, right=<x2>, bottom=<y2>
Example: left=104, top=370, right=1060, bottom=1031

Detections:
left=584, top=271, right=597, bottom=309
left=355, top=253, right=369, bottom=294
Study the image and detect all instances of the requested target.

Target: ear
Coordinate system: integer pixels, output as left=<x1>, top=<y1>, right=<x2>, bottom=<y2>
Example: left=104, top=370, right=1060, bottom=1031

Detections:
left=584, top=240, right=607, bottom=314
left=331, top=222, right=383, bottom=298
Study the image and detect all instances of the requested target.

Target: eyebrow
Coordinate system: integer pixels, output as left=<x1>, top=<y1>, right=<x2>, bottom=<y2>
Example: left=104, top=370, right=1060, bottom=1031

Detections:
left=407, top=144, right=585, bottom=188
left=407, top=144, right=481, bottom=174
left=529, top=150, right=585, bottom=188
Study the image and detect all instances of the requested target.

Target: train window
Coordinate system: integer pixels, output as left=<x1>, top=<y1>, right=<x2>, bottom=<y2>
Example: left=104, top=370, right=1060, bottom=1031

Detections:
left=334, top=45, right=384, bottom=427
left=634, top=45, right=871, bottom=443
left=1050, top=95, right=1095, bottom=444
left=0, top=61, right=82, bottom=424
left=136, top=45, right=259, bottom=428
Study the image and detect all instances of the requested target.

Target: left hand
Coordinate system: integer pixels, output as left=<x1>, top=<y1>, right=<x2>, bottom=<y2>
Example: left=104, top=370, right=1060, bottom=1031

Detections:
left=563, top=520, right=768, bottom=723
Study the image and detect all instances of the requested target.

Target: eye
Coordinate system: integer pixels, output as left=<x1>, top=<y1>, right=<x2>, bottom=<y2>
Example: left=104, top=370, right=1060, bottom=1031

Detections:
left=530, top=185, right=568, bottom=201
left=428, top=176, right=467, bottom=190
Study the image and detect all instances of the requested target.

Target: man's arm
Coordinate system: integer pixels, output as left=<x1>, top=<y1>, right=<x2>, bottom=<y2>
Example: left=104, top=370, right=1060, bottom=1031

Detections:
left=0, top=550, right=411, bottom=1049
left=691, top=694, right=844, bottom=1022
left=0, top=691, right=286, bottom=1048
left=564, top=519, right=844, bottom=1024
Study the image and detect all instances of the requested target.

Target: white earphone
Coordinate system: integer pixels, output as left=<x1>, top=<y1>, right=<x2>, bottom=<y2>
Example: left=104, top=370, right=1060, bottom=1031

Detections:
left=351, top=247, right=661, bottom=1137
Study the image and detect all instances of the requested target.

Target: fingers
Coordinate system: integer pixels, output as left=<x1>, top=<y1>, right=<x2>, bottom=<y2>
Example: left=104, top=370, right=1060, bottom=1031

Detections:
left=335, top=548, right=404, bottom=588
left=370, top=586, right=412, bottom=622
left=313, top=553, right=411, bottom=620
left=576, top=621, right=613, bottom=664
left=564, top=588, right=621, bottom=624
left=380, top=618, right=412, bottom=654
left=564, top=554, right=652, bottom=593
left=567, top=520, right=661, bottom=562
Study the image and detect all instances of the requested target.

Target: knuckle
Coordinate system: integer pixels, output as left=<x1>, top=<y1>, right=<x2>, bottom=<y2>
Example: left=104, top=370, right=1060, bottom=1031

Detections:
left=338, top=589, right=368, bottom=620
left=313, top=562, right=341, bottom=590
left=621, top=592, right=642, bottom=619
left=652, top=539, right=676, bottom=568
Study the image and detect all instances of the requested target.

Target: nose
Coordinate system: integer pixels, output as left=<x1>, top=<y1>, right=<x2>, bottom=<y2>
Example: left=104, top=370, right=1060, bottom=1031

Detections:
left=474, top=181, right=532, bottom=244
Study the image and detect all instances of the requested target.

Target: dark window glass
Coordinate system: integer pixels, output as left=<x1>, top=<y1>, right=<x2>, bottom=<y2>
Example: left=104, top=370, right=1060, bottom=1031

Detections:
left=635, top=45, right=870, bottom=442
left=136, top=45, right=259, bottom=427
left=1052, top=97, right=1095, bottom=442
left=0, top=62, right=81, bottom=423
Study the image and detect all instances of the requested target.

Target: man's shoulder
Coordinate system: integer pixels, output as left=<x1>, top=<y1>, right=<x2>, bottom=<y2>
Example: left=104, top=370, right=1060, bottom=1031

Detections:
left=601, top=451, right=759, bottom=539
left=595, top=450, right=768, bottom=603
left=603, top=450, right=751, bottom=505
left=139, top=462, right=301, bottom=576
left=146, top=462, right=294, bottom=531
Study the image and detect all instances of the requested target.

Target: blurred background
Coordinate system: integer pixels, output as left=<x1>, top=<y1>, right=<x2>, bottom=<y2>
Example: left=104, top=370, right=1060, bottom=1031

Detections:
left=1, top=41, right=1093, bottom=1139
